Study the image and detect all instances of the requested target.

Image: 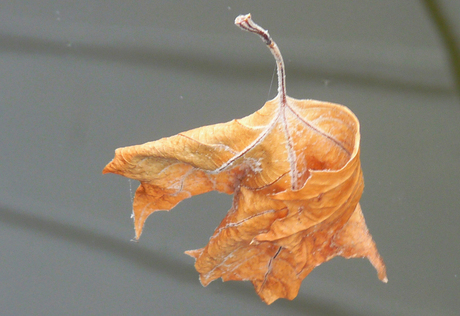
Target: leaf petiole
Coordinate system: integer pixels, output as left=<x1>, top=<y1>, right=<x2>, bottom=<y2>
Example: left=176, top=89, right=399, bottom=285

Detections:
left=235, top=14, right=287, bottom=107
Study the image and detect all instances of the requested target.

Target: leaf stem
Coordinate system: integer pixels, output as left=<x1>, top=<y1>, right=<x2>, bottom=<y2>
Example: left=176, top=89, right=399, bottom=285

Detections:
left=235, top=14, right=287, bottom=106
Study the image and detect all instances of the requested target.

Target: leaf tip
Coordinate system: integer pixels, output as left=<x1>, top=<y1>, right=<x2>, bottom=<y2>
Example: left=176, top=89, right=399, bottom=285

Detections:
left=102, top=158, right=120, bottom=175
left=134, top=220, right=144, bottom=241
left=184, top=249, right=202, bottom=259
left=375, top=261, right=388, bottom=283
left=102, top=163, right=112, bottom=175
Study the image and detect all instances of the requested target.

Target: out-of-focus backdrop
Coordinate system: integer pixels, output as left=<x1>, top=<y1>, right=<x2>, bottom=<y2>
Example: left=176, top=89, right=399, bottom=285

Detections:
left=1, top=1, right=459, bottom=315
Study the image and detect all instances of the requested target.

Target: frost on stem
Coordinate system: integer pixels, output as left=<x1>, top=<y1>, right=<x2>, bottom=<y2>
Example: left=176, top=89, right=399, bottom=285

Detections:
left=235, top=14, right=287, bottom=106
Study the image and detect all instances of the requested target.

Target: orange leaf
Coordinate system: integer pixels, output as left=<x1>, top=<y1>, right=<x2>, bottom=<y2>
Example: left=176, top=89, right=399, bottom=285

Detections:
left=103, top=14, right=387, bottom=304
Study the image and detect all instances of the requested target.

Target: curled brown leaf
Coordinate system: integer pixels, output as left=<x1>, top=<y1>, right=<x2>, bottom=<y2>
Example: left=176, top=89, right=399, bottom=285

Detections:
left=103, top=13, right=387, bottom=304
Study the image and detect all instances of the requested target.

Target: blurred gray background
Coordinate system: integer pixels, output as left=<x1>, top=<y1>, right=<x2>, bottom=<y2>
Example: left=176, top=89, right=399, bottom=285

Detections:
left=1, top=1, right=459, bottom=315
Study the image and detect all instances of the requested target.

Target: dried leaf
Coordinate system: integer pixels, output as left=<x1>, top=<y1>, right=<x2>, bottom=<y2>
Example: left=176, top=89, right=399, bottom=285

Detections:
left=103, top=14, right=387, bottom=304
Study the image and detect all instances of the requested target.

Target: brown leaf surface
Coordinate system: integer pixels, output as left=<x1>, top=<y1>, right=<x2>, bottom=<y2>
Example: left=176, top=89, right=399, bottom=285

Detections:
left=103, top=14, right=387, bottom=304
